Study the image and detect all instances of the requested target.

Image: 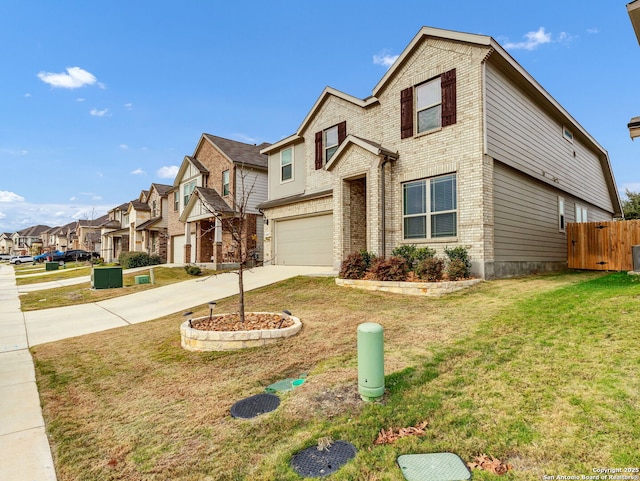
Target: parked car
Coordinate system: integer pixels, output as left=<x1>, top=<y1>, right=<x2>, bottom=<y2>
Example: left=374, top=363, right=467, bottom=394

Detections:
left=0, top=253, right=12, bottom=261
left=33, top=250, right=65, bottom=263
left=63, top=250, right=99, bottom=262
left=10, top=255, right=34, bottom=264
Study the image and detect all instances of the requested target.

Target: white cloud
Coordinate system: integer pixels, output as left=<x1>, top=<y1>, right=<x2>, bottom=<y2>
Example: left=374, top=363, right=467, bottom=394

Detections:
left=120, top=144, right=129, bottom=150
left=157, top=166, right=179, bottom=179
left=503, top=27, right=552, bottom=51
left=622, top=183, right=640, bottom=195
left=90, top=108, right=109, bottom=117
left=587, top=28, right=599, bottom=34
left=233, top=133, right=258, bottom=144
left=0, top=191, right=25, bottom=202
left=0, top=212, right=6, bottom=219
left=76, top=98, right=86, bottom=102
left=69, top=196, right=77, bottom=201
left=37, top=66, right=98, bottom=89
left=24, top=93, right=32, bottom=98
left=124, top=103, right=133, bottom=110
left=131, top=168, right=145, bottom=175
left=373, top=50, right=399, bottom=68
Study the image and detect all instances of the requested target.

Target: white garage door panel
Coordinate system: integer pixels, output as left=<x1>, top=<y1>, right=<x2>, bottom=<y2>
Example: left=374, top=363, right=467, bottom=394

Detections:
left=172, top=235, right=185, bottom=264
left=275, top=215, right=333, bottom=266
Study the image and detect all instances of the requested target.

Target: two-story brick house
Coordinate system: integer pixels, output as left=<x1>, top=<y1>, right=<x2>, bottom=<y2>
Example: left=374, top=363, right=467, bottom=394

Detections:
left=168, top=134, right=269, bottom=266
left=258, top=26, right=622, bottom=278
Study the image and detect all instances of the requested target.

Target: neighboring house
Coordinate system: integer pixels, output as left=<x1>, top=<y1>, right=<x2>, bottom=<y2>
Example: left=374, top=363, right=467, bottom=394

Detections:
left=126, top=197, right=152, bottom=254
left=12, top=225, right=49, bottom=254
left=258, top=26, right=622, bottom=278
left=0, top=233, right=14, bottom=255
left=72, top=215, right=109, bottom=254
left=168, top=133, right=269, bottom=266
left=101, top=202, right=132, bottom=262
left=628, top=0, right=640, bottom=139
left=135, top=183, right=172, bottom=261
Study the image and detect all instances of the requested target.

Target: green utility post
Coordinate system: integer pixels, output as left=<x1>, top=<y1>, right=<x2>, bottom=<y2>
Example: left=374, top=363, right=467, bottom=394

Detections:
left=357, top=322, right=384, bottom=402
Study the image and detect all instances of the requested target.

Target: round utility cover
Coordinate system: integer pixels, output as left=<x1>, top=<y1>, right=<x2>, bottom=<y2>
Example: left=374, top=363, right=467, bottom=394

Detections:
left=230, top=393, right=280, bottom=419
left=290, top=440, right=357, bottom=477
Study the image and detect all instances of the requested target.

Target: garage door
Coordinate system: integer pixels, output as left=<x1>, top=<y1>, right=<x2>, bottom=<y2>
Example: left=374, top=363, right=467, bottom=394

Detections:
left=172, top=235, right=185, bottom=264
left=275, top=214, right=333, bottom=266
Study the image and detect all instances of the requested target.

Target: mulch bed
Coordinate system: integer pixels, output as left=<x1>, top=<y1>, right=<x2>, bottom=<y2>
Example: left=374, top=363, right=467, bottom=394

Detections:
left=190, top=312, right=295, bottom=332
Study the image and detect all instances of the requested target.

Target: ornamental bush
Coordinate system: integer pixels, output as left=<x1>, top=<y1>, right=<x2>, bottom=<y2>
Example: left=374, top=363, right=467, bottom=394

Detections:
left=366, top=256, right=408, bottom=281
left=339, top=250, right=375, bottom=280
left=444, top=246, right=471, bottom=279
left=446, top=258, right=468, bottom=281
left=415, top=257, right=445, bottom=282
left=118, top=251, right=163, bottom=269
left=184, top=264, right=202, bottom=276
left=391, top=244, right=435, bottom=269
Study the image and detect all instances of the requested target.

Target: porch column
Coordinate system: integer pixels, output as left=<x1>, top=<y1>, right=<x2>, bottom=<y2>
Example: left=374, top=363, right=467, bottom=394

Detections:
left=184, top=221, right=191, bottom=263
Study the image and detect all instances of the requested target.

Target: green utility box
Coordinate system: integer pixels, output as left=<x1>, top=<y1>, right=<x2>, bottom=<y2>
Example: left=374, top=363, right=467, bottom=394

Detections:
left=134, top=275, right=150, bottom=285
left=45, top=262, right=59, bottom=271
left=92, top=267, right=123, bottom=289
left=357, top=322, right=385, bottom=402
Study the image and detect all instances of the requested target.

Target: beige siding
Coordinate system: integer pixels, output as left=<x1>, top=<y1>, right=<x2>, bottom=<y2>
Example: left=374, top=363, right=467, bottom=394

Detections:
left=236, top=169, right=268, bottom=214
left=494, top=162, right=612, bottom=262
left=485, top=61, right=613, bottom=213
left=267, top=143, right=306, bottom=199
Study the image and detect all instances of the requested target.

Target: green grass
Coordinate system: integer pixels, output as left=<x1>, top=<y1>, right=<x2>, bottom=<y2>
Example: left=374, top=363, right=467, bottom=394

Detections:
left=31, top=271, right=640, bottom=480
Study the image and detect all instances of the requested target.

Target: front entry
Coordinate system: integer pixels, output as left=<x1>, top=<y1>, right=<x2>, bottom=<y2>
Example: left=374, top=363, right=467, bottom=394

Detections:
left=344, top=177, right=367, bottom=257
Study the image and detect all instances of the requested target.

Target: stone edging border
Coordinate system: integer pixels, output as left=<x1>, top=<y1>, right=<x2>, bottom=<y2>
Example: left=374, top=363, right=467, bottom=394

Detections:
left=180, top=313, right=302, bottom=352
left=335, top=277, right=482, bottom=296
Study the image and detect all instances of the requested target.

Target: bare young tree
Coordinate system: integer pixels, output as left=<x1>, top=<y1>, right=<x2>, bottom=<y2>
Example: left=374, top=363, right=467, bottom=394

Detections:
left=199, top=165, right=260, bottom=323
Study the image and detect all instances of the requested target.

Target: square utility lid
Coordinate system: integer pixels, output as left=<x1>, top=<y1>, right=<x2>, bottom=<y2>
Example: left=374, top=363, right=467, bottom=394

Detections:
left=397, top=453, right=471, bottom=481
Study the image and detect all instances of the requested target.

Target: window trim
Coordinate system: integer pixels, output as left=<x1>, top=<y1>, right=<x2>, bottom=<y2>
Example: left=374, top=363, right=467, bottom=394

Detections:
left=324, top=125, right=339, bottom=162
left=222, top=170, right=230, bottom=196
left=280, top=147, right=293, bottom=183
left=183, top=180, right=196, bottom=209
left=402, top=173, right=458, bottom=241
left=562, top=125, right=574, bottom=144
left=173, top=191, right=179, bottom=212
left=575, top=203, right=588, bottom=223
left=558, top=196, right=566, bottom=233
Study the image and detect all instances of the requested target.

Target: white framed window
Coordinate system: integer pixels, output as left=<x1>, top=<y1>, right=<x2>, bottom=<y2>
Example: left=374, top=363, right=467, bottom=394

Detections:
left=416, top=77, right=442, bottom=134
left=222, top=170, right=230, bottom=196
left=575, top=204, right=588, bottom=223
left=183, top=180, right=196, bottom=208
left=281, top=147, right=293, bottom=182
left=324, top=126, right=339, bottom=162
left=173, top=191, right=179, bottom=212
left=403, top=173, right=457, bottom=240
left=558, top=196, right=566, bottom=232
left=562, top=126, right=574, bottom=143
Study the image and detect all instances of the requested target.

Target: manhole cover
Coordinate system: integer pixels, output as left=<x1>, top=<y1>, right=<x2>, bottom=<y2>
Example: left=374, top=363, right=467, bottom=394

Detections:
left=290, top=440, right=357, bottom=477
left=230, top=393, right=280, bottom=419
left=397, top=453, right=471, bottom=481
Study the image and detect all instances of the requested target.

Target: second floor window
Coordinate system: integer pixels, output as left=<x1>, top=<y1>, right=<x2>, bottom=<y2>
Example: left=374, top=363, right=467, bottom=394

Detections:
left=324, top=126, right=339, bottom=162
left=315, top=120, right=346, bottom=169
left=222, top=170, right=230, bottom=196
left=281, top=148, right=293, bottom=182
left=416, top=78, right=442, bottom=133
left=183, top=180, right=196, bottom=208
left=174, top=191, right=179, bottom=212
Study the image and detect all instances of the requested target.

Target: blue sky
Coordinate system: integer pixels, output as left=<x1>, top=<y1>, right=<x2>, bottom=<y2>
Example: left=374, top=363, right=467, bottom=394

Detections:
left=1, top=1, right=639, bottom=232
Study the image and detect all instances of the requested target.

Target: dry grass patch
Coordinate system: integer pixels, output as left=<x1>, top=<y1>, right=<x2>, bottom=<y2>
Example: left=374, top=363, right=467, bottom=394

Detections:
left=32, top=271, right=640, bottom=480
left=19, top=267, right=217, bottom=311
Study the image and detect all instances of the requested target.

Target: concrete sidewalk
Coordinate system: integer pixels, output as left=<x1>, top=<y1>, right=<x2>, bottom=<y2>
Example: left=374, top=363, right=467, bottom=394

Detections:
left=0, top=263, right=335, bottom=480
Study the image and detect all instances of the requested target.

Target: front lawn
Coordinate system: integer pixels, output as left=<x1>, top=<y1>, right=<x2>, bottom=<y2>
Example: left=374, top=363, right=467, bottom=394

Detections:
left=19, top=266, right=217, bottom=311
left=31, top=271, right=640, bottom=480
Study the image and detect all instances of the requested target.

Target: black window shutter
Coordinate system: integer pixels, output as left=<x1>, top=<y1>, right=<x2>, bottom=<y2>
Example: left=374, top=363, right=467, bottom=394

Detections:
left=400, top=87, right=414, bottom=139
left=441, top=68, right=457, bottom=127
left=337, top=120, right=346, bottom=144
left=315, top=131, right=323, bottom=170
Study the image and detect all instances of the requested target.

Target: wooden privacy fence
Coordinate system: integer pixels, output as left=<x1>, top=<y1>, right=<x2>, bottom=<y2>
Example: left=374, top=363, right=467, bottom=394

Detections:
left=567, top=220, right=640, bottom=271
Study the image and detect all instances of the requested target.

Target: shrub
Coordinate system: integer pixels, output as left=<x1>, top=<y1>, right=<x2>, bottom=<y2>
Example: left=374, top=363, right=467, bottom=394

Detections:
left=339, top=251, right=375, bottom=280
left=118, top=251, right=150, bottom=269
left=391, top=244, right=435, bottom=270
left=444, top=246, right=471, bottom=279
left=184, top=264, right=202, bottom=276
left=367, top=256, right=408, bottom=281
left=148, top=254, right=163, bottom=266
left=415, top=257, right=445, bottom=281
left=446, top=258, right=468, bottom=281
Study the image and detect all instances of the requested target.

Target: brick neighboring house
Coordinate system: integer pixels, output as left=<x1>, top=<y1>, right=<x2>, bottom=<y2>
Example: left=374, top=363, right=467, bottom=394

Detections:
left=134, top=183, right=172, bottom=261
left=168, top=133, right=269, bottom=266
left=258, top=26, right=622, bottom=278
left=101, top=202, right=132, bottom=263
